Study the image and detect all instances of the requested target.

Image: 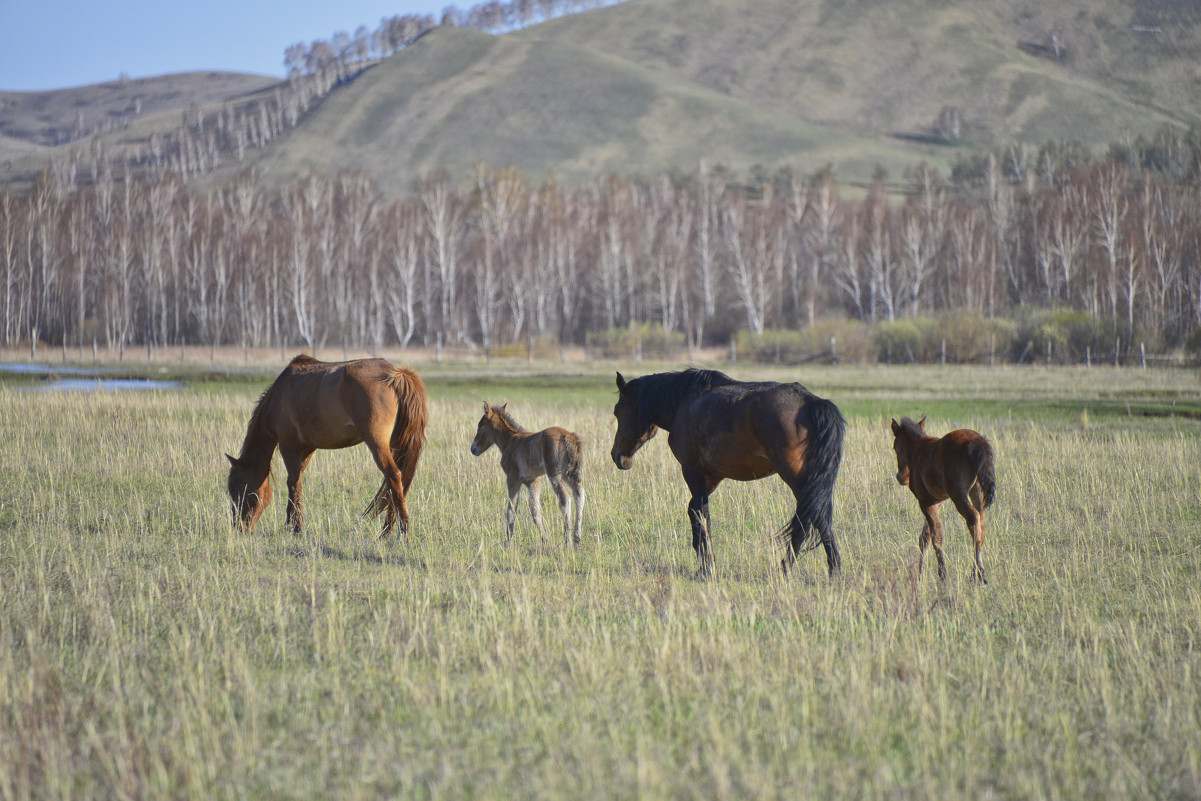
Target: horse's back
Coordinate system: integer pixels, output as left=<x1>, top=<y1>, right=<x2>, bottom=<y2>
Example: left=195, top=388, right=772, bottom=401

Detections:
left=269, top=356, right=402, bottom=448
left=675, top=380, right=834, bottom=481
left=939, top=429, right=995, bottom=507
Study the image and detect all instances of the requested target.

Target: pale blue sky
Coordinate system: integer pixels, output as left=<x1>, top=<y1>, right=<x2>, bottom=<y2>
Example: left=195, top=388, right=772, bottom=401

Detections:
left=0, top=0, right=447, bottom=91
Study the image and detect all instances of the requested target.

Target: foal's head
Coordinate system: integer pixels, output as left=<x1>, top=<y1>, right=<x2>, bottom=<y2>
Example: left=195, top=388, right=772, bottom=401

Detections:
left=226, top=454, right=272, bottom=530
left=889, top=416, right=927, bottom=486
left=611, top=372, right=659, bottom=470
left=470, top=402, right=508, bottom=456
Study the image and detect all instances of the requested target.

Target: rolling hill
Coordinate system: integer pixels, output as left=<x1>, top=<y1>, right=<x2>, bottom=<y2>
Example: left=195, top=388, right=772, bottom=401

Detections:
left=3, top=0, right=1199, bottom=193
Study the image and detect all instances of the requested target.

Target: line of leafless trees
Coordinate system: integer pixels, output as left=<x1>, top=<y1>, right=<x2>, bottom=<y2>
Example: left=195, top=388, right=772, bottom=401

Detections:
left=3, top=153, right=1201, bottom=361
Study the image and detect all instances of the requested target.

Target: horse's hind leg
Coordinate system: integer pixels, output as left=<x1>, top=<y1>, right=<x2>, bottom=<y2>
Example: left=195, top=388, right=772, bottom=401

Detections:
left=527, top=477, right=548, bottom=543
left=548, top=476, right=573, bottom=546
left=280, top=445, right=315, bottom=534
left=571, top=481, right=585, bottom=546
left=952, top=494, right=987, bottom=584
left=366, top=438, right=409, bottom=540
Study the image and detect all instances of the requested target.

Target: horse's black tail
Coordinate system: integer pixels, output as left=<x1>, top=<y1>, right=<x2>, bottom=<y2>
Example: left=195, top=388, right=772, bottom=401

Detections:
left=783, top=395, right=846, bottom=554
left=967, top=436, right=996, bottom=509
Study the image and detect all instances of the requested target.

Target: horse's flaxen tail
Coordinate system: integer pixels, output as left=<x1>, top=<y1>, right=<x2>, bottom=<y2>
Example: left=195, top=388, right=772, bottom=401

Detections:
left=967, top=436, right=996, bottom=509
left=783, top=395, right=846, bottom=552
left=367, top=366, right=429, bottom=517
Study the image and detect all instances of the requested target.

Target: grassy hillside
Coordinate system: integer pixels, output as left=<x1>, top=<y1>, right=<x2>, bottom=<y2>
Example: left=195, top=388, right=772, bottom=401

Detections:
left=253, top=26, right=947, bottom=193
left=0, top=71, right=280, bottom=148
left=3, top=0, right=1198, bottom=194
left=532, top=0, right=1199, bottom=147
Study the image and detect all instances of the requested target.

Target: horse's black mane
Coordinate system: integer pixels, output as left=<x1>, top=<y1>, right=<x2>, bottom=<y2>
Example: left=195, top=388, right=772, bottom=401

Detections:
left=631, top=368, right=739, bottom=423
left=896, top=417, right=927, bottom=440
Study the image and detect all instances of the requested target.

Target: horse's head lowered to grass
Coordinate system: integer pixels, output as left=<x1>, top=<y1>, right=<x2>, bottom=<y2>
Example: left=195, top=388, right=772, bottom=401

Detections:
left=610, top=372, right=659, bottom=470
left=226, top=453, right=272, bottom=530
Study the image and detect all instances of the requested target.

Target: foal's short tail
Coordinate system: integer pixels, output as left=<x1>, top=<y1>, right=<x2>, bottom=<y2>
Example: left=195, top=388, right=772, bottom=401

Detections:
left=784, top=396, right=846, bottom=552
left=967, top=436, right=996, bottom=509
left=563, top=431, right=584, bottom=486
left=367, top=366, right=429, bottom=518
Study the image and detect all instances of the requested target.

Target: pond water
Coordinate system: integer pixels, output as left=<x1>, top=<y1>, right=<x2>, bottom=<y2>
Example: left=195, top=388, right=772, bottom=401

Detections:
left=1, top=363, right=182, bottom=391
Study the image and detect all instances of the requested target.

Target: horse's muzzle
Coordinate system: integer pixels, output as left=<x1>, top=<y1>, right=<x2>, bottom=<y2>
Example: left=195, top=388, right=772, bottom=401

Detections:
left=611, top=450, right=633, bottom=470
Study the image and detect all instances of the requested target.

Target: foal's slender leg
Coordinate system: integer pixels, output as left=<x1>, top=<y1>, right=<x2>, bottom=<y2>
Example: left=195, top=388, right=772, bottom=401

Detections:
left=571, top=481, right=585, bottom=546
left=548, top=476, right=573, bottom=546
left=922, top=504, right=947, bottom=582
left=917, top=520, right=932, bottom=577
left=279, top=445, right=315, bottom=533
left=528, top=477, right=547, bottom=543
left=952, top=493, right=987, bottom=584
left=504, top=476, right=522, bottom=543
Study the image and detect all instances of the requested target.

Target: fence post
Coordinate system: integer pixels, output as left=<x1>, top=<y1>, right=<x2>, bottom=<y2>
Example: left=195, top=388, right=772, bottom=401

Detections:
left=990, top=334, right=995, bottom=367
left=830, top=336, right=837, bottom=365
left=729, top=336, right=737, bottom=365
left=940, top=339, right=946, bottom=367
left=1114, top=337, right=1120, bottom=367
left=1140, top=342, right=1146, bottom=369
left=1046, top=340, right=1052, bottom=368
left=436, top=331, right=442, bottom=363
left=1086, top=345, right=1091, bottom=368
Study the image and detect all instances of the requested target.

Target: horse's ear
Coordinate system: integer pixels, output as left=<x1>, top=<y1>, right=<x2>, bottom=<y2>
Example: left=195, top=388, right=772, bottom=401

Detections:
left=499, top=403, right=508, bottom=412
left=616, top=372, right=627, bottom=393
left=917, top=415, right=927, bottom=430
left=890, top=419, right=900, bottom=434
left=482, top=401, right=491, bottom=413
left=225, top=453, right=237, bottom=466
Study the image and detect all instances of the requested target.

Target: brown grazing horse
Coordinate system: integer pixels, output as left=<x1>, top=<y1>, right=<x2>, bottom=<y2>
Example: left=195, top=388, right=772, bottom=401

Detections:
left=470, top=402, right=586, bottom=545
left=227, top=355, right=427, bottom=539
left=890, top=416, right=996, bottom=583
left=611, top=368, right=846, bottom=577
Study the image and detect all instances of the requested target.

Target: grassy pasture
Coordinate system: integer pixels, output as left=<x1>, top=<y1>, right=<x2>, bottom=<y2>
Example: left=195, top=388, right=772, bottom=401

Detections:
left=1, top=361, right=1199, bottom=799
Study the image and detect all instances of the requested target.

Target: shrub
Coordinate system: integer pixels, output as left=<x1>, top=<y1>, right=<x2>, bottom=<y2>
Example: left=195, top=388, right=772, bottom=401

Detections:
left=733, top=319, right=875, bottom=365
left=588, top=324, right=685, bottom=360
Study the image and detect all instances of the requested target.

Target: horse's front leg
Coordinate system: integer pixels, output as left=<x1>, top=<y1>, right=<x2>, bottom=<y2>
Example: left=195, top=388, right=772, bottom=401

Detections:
left=916, top=520, right=932, bottom=577
left=921, top=503, right=947, bottom=582
left=280, top=445, right=315, bottom=534
left=687, top=494, right=713, bottom=576
left=505, top=477, right=522, bottom=543
left=683, top=471, right=716, bottom=577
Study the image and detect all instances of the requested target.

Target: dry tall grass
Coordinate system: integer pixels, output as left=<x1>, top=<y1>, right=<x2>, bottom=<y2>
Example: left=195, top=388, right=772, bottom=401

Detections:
left=0, top=366, right=1198, bottom=799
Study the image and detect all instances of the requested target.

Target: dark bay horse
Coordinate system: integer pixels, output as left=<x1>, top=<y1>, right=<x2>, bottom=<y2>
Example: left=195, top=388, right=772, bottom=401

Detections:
left=611, top=368, right=846, bottom=576
left=891, top=416, right=996, bottom=583
left=227, top=355, right=427, bottom=539
left=470, top=402, right=586, bottom=545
